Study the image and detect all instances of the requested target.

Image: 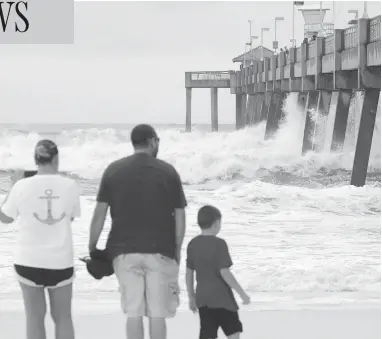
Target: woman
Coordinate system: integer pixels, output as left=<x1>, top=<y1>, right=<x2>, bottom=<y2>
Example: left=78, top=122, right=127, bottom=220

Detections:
left=0, top=139, right=81, bottom=339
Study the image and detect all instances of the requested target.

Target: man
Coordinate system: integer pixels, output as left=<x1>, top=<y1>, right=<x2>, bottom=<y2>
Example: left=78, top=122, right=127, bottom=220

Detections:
left=88, top=124, right=187, bottom=339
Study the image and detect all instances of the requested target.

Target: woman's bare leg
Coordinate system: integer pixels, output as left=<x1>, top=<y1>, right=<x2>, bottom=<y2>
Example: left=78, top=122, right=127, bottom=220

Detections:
left=19, top=282, right=47, bottom=339
left=48, top=283, right=75, bottom=339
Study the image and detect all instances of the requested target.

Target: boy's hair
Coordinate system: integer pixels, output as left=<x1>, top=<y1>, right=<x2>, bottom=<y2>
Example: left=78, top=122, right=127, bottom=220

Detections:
left=197, top=205, right=222, bottom=229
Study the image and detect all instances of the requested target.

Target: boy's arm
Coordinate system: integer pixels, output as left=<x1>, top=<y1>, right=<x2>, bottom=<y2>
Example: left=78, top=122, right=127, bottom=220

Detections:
left=220, top=268, right=247, bottom=299
left=218, top=240, right=249, bottom=301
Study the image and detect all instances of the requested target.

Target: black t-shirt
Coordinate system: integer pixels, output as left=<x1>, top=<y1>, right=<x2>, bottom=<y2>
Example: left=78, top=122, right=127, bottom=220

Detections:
left=186, top=235, right=239, bottom=311
left=96, top=153, right=187, bottom=260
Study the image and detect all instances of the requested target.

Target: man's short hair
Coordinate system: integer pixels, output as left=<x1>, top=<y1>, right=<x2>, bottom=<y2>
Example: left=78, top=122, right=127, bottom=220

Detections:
left=34, top=139, right=59, bottom=165
left=130, top=124, right=157, bottom=147
left=197, top=205, right=222, bottom=229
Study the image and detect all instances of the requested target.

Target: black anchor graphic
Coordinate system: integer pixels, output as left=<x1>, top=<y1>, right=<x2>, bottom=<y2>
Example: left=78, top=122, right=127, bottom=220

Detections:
left=33, top=189, right=66, bottom=225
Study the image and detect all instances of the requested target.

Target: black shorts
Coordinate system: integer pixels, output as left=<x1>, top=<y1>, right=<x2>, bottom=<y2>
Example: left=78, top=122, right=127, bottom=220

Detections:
left=198, top=307, right=243, bottom=339
left=14, top=264, right=74, bottom=288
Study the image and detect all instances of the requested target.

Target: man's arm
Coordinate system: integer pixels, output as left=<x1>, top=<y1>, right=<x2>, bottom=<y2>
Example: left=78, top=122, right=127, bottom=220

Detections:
left=174, top=208, right=186, bottom=263
left=88, top=168, right=110, bottom=253
left=172, top=169, right=187, bottom=263
left=185, top=268, right=195, bottom=298
left=88, top=202, right=109, bottom=253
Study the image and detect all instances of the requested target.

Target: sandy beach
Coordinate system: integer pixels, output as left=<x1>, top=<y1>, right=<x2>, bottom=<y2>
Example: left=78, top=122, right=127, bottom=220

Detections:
left=0, top=297, right=380, bottom=339
left=0, top=309, right=380, bottom=339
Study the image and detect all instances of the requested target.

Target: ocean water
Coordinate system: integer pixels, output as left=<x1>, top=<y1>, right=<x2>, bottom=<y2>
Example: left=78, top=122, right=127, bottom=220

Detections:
left=0, top=93, right=380, bottom=311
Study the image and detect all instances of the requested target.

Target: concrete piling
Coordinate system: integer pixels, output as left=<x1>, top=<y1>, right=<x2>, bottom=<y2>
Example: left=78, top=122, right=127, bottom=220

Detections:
left=350, top=89, right=380, bottom=187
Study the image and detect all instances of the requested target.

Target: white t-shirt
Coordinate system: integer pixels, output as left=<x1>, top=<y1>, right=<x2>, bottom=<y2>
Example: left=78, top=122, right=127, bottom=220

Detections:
left=1, top=174, right=81, bottom=269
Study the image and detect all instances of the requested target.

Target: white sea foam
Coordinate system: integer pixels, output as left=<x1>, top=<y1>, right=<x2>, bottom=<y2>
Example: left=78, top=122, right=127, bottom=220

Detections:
left=0, top=94, right=379, bottom=185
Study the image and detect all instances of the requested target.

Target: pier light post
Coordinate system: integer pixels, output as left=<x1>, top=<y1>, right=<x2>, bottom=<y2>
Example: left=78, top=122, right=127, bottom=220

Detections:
left=348, top=10, right=358, bottom=25
left=244, top=42, right=251, bottom=68
left=261, top=27, right=270, bottom=60
left=362, top=1, right=368, bottom=18
left=251, top=35, right=258, bottom=48
left=274, top=17, right=284, bottom=53
left=248, top=20, right=255, bottom=46
left=292, top=1, right=305, bottom=47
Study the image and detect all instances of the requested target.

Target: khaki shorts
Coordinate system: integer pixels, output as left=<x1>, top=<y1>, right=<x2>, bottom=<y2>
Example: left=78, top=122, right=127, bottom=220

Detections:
left=113, top=253, right=180, bottom=318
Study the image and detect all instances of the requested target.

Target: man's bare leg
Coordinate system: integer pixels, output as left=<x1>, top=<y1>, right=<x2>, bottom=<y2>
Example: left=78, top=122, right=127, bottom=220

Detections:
left=149, top=317, right=166, bottom=339
left=228, top=332, right=240, bottom=339
left=126, top=316, right=144, bottom=339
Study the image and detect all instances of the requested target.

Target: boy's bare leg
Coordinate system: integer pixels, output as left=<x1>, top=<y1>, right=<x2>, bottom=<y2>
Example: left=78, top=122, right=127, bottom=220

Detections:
left=227, top=332, right=240, bottom=339
left=127, top=317, right=144, bottom=339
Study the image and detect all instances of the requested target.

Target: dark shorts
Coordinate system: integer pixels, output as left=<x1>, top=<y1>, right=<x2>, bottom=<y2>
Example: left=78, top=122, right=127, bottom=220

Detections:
left=198, top=307, right=243, bottom=339
left=14, top=264, right=74, bottom=288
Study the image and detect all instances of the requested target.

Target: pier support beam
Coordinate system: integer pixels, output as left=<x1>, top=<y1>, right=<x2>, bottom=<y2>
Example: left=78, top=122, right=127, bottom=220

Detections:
left=242, top=94, right=248, bottom=126
left=265, top=93, right=279, bottom=139
left=211, top=88, right=218, bottom=132
left=260, top=92, right=271, bottom=122
left=275, top=92, right=286, bottom=129
left=248, top=95, right=256, bottom=125
left=264, top=92, right=286, bottom=140
left=350, top=89, right=380, bottom=187
left=236, top=93, right=245, bottom=130
left=186, top=87, right=192, bottom=132
left=246, top=95, right=255, bottom=125
left=302, top=91, right=319, bottom=155
left=254, top=94, right=265, bottom=124
left=330, top=90, right=352, bottom=152
left=313, top=91, right=332, bottom=152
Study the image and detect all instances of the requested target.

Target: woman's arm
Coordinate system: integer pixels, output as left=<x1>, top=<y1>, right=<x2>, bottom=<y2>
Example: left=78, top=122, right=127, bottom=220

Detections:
left=0, top=173, right=23, bottom=224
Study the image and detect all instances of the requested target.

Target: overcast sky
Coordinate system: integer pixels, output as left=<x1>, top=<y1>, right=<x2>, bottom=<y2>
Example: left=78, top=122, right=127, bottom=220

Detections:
left=0, top=1, right=380, bottom=124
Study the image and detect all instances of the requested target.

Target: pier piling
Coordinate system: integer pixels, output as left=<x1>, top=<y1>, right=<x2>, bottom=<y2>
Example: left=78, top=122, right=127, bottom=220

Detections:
left=186, top=88, right=192, bottom=132
left=350, top=89, right=380, bottom=187
left=302, top=91, right=319, bottom=155
left=211, top=88, right=218, bottom=132
left=330, top=90, right=352, bottom=152
left=313, top=91, right=332, bottom=152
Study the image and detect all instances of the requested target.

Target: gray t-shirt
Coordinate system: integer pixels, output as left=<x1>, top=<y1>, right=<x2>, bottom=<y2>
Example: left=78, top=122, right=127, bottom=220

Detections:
left=186, top=235, right=239, bottom=312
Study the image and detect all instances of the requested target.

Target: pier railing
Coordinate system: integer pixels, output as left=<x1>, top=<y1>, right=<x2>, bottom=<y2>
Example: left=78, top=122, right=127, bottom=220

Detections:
left=369, top=15, right=381, bottom=42
left=190, top=71, right=231, bottom=81
left=307, top=41, right=316, bottom=59
left=296, top=46, right=301, bottom=62
left=323, top=35, right=334, bottom=55
left=185, top=71, right=233, bottom=88
left=344, top=25, right=357, bottom=49
left=197, top=15, right=381, bottom=95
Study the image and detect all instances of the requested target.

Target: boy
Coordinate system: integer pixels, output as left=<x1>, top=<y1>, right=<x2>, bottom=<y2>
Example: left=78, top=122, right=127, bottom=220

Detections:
left=186, top=205, right=251, bottom=339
